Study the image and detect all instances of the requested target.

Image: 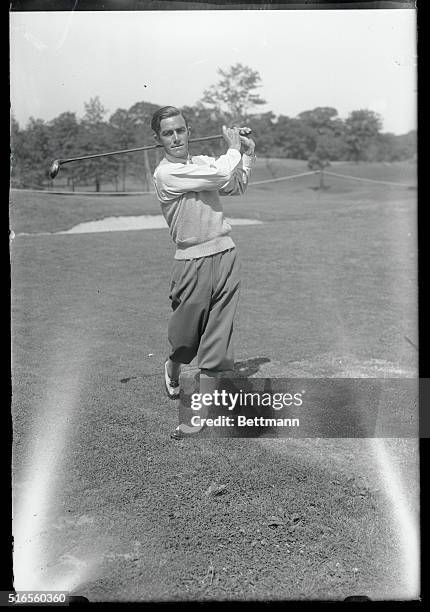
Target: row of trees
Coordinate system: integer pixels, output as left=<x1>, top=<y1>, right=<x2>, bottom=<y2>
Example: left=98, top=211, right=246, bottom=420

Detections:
left=10, top=64, right=416, bottom=191
left=11, top=98, right=163, bottom=191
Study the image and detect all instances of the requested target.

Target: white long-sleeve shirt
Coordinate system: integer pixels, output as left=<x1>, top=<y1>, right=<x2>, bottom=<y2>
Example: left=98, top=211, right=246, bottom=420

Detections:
left=153, top=148, right=256, bottom=259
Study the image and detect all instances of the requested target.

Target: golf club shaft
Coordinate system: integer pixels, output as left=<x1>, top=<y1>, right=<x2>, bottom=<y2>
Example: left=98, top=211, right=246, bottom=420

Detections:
left=55, top=134, right=224, bottom=167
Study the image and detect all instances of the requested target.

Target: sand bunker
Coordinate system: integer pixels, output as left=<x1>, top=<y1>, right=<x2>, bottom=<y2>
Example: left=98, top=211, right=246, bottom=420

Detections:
left=55, top=215, right=263, bottom=235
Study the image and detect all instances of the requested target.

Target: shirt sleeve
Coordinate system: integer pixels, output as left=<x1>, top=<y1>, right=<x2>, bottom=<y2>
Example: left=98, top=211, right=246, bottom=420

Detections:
left=154, top=148, right=242, bottom=199
left=218, top=153, right=256, bottom=196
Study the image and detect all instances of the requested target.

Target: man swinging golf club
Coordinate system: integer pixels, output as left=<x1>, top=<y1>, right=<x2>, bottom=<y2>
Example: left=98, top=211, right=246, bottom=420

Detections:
left=151, top=106, right=256, bottom=437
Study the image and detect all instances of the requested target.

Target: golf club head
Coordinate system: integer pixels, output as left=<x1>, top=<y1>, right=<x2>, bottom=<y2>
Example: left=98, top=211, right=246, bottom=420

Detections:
left=49, top=160, right=61, bottom=179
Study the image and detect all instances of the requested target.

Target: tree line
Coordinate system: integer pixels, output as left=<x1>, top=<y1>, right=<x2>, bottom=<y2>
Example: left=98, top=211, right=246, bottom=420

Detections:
left=10, top=64, right=416, bottom=191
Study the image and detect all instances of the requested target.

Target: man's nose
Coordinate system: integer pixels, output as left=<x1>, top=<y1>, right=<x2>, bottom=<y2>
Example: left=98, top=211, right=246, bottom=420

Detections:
left=173, top=131, right=180, bottom=142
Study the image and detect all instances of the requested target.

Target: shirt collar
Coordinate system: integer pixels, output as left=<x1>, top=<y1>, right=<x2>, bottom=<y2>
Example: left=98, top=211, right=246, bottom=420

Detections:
left=164, top=153, right=192, bottom=165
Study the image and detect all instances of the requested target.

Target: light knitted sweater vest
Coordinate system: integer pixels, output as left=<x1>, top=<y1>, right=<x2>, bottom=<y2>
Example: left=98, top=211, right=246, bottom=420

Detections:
left=153, top=148, right=255, bottom=260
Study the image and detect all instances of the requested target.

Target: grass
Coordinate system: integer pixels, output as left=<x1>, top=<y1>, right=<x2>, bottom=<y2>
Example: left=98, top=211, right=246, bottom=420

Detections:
left=10, top=160, right=418, bottom=601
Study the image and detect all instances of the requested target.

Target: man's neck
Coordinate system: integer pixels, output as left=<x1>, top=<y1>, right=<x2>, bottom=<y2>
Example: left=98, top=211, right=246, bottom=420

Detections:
left=165, top=152, right=190, bottom=164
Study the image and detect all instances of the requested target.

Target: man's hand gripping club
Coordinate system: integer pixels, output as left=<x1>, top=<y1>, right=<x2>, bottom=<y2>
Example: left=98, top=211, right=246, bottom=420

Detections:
left=222, top=125, right=255, bottom=156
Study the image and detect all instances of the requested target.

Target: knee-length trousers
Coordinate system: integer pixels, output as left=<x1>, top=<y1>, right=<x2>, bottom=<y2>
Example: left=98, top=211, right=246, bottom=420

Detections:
left=168, top=248, right=240, bottom=373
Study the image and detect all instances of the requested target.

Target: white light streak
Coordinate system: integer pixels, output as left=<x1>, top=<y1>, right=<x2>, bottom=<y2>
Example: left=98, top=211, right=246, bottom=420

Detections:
left=13, top=339, right=97, bottom=592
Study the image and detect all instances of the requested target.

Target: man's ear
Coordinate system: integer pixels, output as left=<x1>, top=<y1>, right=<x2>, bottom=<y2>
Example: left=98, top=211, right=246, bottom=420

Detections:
left=153, top=132, right=161, bottom=145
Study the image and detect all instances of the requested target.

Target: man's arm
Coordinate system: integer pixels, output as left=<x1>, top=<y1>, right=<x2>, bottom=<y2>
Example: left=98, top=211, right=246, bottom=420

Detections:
left=154, top=126, right=243, bottom=199
left=218, top=136, right=256, bottom=196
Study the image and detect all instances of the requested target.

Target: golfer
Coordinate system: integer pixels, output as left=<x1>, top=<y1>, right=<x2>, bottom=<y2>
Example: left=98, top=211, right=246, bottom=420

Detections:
left=151, top=106, right=256, bottom=411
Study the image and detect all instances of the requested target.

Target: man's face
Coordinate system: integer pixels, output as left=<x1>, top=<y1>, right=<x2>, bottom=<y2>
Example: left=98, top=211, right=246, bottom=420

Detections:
left=156, top=114, right=190, bottom=160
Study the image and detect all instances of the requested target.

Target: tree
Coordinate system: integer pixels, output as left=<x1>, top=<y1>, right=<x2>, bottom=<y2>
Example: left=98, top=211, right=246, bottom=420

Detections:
left=12, top=117, right=52, bottom=187
left=179, top=104, right=222, bottom=156
left=248, top=111, right=277, bottom=158
left=109, top=108, right=139, bottom=190
left=10, top=116, right=24, bottom=187
left=48, top=112, right=80, bottom=189
left=298, top=107, right=347, bottom=162
left=271, top=115, right=315, bottom=159
left=345, top=109, right=383, bottom=162
left=308, top=149, right=331, bottom=189
left=76, top=97, right=115, bottom=191
left=298, top=108, right=342, bottom=187
left=127, top=100, right=161, bottom=190
left=200, top=63, right=266, bottom=124
left=367, top=131, right=417, bottom=162
left=298, top=107, right=341, bottom=130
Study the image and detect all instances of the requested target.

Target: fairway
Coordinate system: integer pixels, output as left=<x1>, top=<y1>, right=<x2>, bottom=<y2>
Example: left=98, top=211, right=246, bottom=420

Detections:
left=10, top=160, right=419, bottom=600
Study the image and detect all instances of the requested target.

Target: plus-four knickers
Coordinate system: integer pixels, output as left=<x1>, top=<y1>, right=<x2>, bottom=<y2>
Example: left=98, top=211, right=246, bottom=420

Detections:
left=168, top=248, right=240, bottom=372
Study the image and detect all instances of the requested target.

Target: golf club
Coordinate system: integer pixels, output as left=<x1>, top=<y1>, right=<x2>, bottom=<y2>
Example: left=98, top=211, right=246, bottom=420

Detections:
left=49, top=129, right=252, bottom=179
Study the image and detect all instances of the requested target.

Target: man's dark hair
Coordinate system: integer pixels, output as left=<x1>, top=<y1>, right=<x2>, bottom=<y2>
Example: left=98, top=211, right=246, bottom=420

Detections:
left=151, top=106, right=188, bottom=136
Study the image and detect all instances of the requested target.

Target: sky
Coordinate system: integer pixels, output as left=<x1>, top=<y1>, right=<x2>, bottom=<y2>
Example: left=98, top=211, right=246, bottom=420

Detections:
left=10, top=9, right=417, bottom=134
